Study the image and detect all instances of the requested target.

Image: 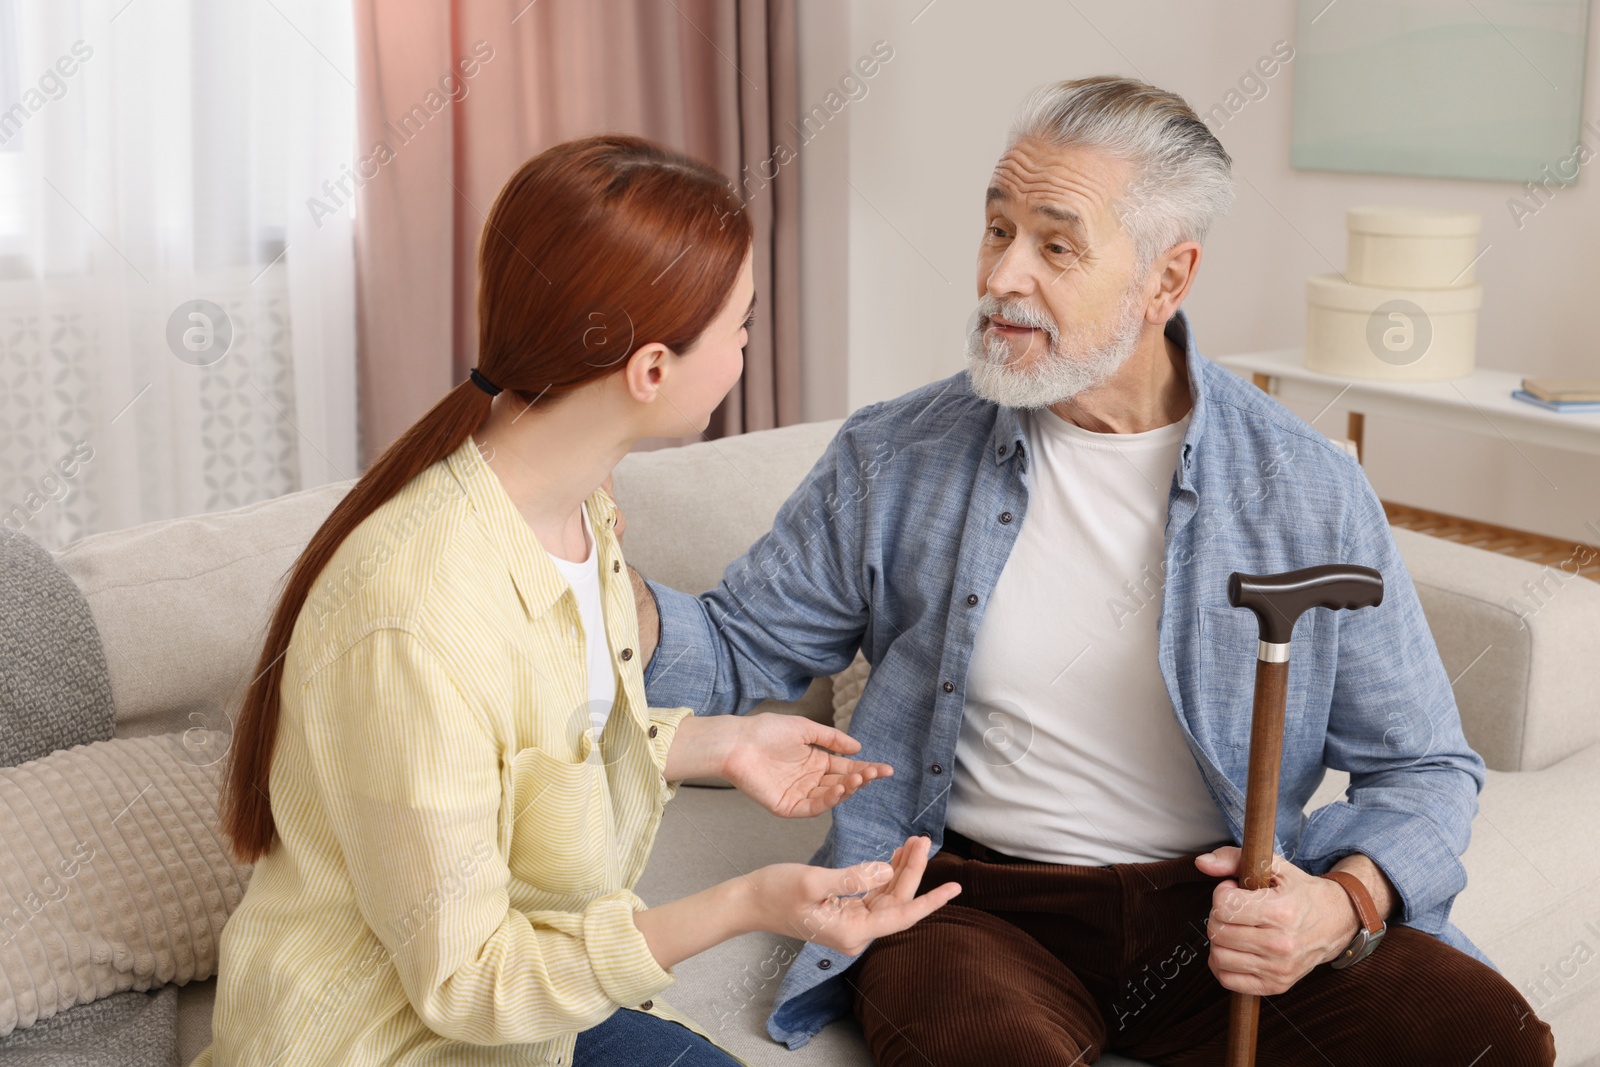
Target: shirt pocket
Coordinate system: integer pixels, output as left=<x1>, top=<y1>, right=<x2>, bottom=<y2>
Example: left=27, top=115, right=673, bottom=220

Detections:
left=504, top=744, right=614, bottom=897
left=1198, top=604, right=1317, bottom=755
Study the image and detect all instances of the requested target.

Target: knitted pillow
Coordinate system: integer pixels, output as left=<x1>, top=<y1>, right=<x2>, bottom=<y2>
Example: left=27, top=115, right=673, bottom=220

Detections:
left=0, top=986, right=178, bottom=1066
left=0, top=729, right=249, bottom=1036
left=0, top=529, right=114, bottom=765
left=832, top=650, right=871, bottom=736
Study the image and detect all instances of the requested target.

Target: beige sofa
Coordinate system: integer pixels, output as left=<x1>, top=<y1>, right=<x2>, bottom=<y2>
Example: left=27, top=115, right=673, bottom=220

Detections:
left=52, top=418, right=1600, bottom=1066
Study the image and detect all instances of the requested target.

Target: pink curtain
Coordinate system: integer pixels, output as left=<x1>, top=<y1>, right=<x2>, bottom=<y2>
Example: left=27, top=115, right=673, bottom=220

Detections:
left=351, top=0, right=800, bottom=466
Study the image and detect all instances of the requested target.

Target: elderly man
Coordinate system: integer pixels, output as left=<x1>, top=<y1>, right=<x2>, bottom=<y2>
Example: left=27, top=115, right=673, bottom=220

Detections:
left=634, top=77, right=1557, bottom=1065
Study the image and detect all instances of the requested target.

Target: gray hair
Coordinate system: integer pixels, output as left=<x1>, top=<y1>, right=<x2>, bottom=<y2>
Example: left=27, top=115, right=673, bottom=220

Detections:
left=1006, top=76, right=1235, bottom=275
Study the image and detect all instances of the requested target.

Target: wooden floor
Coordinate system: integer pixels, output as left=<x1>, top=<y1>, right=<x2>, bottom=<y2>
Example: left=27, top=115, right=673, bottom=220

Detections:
left=1383, top=502, right=1600, bottom=581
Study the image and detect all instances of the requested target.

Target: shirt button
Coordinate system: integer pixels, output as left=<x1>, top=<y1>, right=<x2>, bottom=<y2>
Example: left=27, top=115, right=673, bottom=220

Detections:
left=648, top=724, right=658, bottom=738
left=613, top=560, right=622, bottom=573
left=620, top=647, right=634, bottom=661
left=640, top=1000, right=653, bottom=1010
left=965, top=593, right=979, bottom=606
left=817, top=958, right=832, bottom=970
left=999, top=511, right=1013, bottom=524
left=997, top=444, right=1008, bottom=457
left=931, top=763, right=943, bottom=774
left=941, top=681, right=954, bottom=693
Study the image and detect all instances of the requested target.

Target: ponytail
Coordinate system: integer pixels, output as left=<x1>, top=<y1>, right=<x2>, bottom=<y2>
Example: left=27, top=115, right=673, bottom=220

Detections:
left=222, top=380, right=492, bottom=862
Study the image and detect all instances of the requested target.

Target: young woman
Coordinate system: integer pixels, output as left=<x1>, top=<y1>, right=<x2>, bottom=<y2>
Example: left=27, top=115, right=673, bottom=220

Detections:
left=191, top=135, right=959, bottom=1067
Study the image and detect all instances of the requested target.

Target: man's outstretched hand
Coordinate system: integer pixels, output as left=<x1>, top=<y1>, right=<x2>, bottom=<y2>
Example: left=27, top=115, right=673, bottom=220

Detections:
left=665, top=712, right=892, bottom=818
left=1194, top=846, right=1371, bottom=996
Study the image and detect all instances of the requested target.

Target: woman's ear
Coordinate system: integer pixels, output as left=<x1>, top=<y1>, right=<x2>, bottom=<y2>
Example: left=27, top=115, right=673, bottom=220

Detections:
left=621, top=341, right=672, bottom=404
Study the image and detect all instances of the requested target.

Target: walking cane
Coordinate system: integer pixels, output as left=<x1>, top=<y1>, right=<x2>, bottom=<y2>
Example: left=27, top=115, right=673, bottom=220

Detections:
left=1222, top=564, right=1384, bottom=1067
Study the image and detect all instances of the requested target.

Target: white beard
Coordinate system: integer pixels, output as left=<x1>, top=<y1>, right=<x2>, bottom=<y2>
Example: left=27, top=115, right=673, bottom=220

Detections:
left=964, top=284, right=1148, bottom=409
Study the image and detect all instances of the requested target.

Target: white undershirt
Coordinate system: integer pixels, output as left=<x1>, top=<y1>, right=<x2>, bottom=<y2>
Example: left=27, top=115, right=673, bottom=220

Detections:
left=546, top=502, right=618, bottom=735
left=945, top=405, right=1231, bottom=866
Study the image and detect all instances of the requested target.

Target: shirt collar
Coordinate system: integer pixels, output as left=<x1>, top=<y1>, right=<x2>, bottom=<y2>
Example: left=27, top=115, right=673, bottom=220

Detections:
left=1166, top=307, right=1207, bottom=488
left=444, top=435, right=619, bottom=622
left=989, top=305, right=1208, bottom=483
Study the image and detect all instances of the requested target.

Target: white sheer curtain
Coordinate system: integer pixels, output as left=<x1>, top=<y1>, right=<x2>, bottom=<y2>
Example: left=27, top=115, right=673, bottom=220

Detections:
left=0, top=0, right=357, bottom=550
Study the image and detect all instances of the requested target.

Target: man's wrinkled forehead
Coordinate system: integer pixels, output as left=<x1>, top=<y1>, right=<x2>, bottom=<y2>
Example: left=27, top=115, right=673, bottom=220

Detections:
left=985, top=139, right=1126, bottom=242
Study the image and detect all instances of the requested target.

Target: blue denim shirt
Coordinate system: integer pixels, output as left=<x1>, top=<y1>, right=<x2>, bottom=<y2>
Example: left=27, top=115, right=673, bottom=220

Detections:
left=643, top=308, right=1491, bottom=1050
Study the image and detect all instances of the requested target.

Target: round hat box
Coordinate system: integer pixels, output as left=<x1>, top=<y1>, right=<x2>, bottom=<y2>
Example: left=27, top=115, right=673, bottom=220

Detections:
left=1345, top=206, right=1482, bottom=289
left=1305, top=273, right=1481, bottom=381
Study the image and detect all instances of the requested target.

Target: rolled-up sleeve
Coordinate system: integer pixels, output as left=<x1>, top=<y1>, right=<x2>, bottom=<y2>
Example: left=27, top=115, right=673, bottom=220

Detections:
left=643, top=580, right=724, bottom=716
left=647, top=704, right=696, bottom=800
left=1294, top=469, right=1487, bottom=932
left=301, top=627, right=675, bottom=1046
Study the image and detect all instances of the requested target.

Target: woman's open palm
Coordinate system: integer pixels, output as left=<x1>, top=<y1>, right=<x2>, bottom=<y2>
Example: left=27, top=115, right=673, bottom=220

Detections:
left=749, top=835, right=961, bottom=957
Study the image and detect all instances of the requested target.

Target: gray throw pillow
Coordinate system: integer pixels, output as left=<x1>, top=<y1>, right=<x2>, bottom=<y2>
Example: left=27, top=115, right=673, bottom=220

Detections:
left=0, top=528, right=114, bottom=766
left=0, top=987, right=178, bottom=1066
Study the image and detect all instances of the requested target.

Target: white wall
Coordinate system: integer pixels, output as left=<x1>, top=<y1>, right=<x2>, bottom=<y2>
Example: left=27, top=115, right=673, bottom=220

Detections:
left=796, top=0, right=1600, bottom=544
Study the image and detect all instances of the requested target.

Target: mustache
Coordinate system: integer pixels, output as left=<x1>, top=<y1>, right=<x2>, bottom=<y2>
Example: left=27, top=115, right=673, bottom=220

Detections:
left=974, top=296, right=1058, bottom=337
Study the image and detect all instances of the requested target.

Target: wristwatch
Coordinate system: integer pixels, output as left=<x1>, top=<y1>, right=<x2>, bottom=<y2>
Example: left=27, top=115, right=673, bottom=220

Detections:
left=1320, top=870, right=1386, bottom=969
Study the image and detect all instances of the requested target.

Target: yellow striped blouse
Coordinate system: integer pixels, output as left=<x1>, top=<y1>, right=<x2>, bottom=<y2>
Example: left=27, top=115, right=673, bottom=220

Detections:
left=190, top=435, right=738, bottom=1066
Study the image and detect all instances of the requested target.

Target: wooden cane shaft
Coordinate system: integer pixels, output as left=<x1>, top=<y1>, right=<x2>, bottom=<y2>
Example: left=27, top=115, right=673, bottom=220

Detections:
left=1228, top=991, right=1261, bottom=1067
left=1239, top=659, right=1289, bottom=891
left=1225, top=657, right=1290, bottom=1067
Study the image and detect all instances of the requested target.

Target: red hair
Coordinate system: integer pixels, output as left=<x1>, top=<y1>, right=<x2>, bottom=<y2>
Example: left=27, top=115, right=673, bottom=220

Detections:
left=222, top=135, right=753, bottom=863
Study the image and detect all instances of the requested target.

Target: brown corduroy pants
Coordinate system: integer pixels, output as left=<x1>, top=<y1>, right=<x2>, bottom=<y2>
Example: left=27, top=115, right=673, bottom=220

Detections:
left=850, top=829, right=1556, bottom=1066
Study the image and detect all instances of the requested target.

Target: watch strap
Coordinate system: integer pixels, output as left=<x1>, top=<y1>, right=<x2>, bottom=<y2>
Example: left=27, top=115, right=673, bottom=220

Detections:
left=1320, top=870, right=1384, bottom=935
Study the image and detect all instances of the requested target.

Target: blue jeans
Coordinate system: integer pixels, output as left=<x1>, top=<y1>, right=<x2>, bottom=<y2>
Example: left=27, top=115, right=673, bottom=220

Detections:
left=572, top=1007, right=741, bottom=1067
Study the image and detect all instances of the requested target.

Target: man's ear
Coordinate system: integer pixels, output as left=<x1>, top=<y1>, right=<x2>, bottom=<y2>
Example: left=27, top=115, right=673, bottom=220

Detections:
left=621, top=342, right=674, bottom=404
left=1147, top=241, right=1201, bottom=323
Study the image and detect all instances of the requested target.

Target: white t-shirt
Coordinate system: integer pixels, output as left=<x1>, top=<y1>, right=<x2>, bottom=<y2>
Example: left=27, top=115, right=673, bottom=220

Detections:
left=547, top=502, right=618, bottom=735
left=945, top=404, right=1231, bottom=866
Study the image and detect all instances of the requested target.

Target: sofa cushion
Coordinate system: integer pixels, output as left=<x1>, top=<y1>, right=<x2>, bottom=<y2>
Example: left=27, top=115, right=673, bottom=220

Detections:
left=53, top=481, right=355, bottom=740
left=0, top=529, right=114, bottom=766
left=1393, top=526, right=1600, bottom=772
left=1449, top=741, right=1600, bottom=1063
left=0, top=730, right=247, bottom=1036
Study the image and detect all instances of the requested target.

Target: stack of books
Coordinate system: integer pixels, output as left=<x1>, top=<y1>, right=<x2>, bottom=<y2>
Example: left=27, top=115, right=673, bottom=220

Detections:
left=1513, top=378, right=1600, bottom=413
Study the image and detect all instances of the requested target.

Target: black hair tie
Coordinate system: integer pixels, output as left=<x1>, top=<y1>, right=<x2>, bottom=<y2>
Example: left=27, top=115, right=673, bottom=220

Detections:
left=469, top=367, right=502, bottom=397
